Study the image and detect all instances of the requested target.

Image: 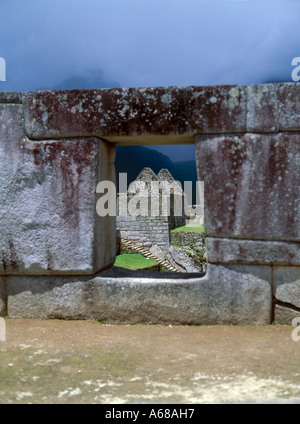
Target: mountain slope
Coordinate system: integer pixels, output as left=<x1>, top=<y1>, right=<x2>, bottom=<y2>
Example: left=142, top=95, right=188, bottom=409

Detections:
left=115, top=146, right=198, bottom=201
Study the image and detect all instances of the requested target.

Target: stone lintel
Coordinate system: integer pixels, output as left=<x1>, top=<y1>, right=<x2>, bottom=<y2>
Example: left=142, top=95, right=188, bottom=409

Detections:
left=23, top=85, right=247, bottom=141
left=0, top=92, right=23, bottom=104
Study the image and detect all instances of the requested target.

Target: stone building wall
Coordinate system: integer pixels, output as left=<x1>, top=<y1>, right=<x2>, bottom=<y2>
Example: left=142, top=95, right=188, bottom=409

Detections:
left=117, top=215, right=170, bottom=249
left=116, top=169, right=187, bottom=249
left=0, top=84, right=299, bottom=325
left=170, top=231, right=205, bottom=250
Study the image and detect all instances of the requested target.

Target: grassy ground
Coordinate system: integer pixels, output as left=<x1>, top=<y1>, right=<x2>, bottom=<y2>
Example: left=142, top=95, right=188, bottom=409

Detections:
left=115, top=224, right=205, bottom=270
left=114, top=253, right=158, bottom=270
left=171, top=224, right=205, bottom=233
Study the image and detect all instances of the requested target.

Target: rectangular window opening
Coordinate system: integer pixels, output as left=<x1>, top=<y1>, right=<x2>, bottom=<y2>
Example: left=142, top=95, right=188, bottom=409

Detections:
left=112, top=143, right=206, bottom=278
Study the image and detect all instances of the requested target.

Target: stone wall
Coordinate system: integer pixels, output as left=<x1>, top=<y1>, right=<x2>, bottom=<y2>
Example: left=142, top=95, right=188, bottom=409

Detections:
left=0, top=84, right=299, bottom=324
left=116, top=169, right=187, bottom=248
left=170, top=231, right=205, bottom=250
left=0, top=92, right=116, bottom=277
left=195, top=84, right=300, bottom=324
left=117, top=215, right=170, bottom=249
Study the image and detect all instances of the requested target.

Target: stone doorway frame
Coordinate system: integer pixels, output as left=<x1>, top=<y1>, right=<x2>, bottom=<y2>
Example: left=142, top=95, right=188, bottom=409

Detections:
left=0, top=83, right=299, bottom=324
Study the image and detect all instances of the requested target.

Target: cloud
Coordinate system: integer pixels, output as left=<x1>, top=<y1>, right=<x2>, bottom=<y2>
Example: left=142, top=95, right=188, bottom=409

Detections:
left=0, top=0, right=299, bottom=91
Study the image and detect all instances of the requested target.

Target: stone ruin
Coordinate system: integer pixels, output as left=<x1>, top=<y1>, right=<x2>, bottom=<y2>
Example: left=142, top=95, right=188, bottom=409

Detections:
left=116, top=166, right=204, bottom=273
left=0, top=84, right=299, bottom=324
left=116, top=167, right=188, bottom=250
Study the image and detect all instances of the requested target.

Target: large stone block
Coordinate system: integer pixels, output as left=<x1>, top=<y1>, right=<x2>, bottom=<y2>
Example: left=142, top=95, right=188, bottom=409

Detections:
left=274, top=266, right=300, bottom=309
left=277, top=83, right=300, bottom=131
left=0, top=92, right=22, bottom=104
left=206, top=238, right=300, bottom=265
left=0, top=105, right=115, bottom=275
left=196, top=133, right=300, bottom=241
left=6, top=264, right=272, bottom=325
left=274, top=304, right=300, bottom=325
left=246, top=84, right=278, bottom=132
left=23, top=86, right=247, bottom=143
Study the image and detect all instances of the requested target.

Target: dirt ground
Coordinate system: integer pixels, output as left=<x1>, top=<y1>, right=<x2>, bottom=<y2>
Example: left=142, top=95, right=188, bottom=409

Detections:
left=0, top=318, right=299, bottom=404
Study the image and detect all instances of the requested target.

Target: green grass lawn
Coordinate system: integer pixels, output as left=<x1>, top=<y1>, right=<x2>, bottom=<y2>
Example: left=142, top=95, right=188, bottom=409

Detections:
left=114, top=253, right=158, bottom=270
left=171, top=224, right=205, bottom=233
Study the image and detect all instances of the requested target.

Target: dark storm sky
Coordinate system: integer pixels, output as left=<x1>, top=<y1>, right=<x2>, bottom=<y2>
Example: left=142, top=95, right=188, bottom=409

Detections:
left=0, top=0, right=299, bottom=160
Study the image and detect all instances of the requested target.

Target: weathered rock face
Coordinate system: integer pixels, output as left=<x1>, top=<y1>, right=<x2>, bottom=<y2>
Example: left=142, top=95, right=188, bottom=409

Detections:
left=149, top=245, right=185, bottom=272
left=196, top=133, right=300, bottom=242
left=168, top=246, right=201, bottom=273
left=23, top=85, right=247, bottom=143
left=0, top=92, right=22, bottom=104
left=0, top=100, right=116, bottom=275
left=170, top=231, right=205, bottom=251
left=148, top=244, right=204, bottom=273
left=277, top=83, right=300, bottom=131
left=274, top=305, right=300, bottom=325
left=6, top=264, right=272, bottom=325
left=206, top=238, right=300, bottom=265
left=0, top=278, right=6, bottom=316
left=118, top=215, right=170, bottom=249
left=274, top=266, right=300, bottom=311
left=195, top=118, right=300, bottom=324
left=117, top=167, right=187, bottom=249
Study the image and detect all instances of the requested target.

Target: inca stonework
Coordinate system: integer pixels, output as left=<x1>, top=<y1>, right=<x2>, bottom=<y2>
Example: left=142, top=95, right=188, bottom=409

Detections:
left=0, top=84, right=299, bottom=324
left=116, top=167, right=187, bottom=250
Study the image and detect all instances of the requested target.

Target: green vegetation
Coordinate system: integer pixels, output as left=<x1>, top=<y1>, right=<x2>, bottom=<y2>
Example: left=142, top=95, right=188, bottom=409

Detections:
left=170, top=223, right=206, bottom=272
left=114, top=253, right=158, bottom=270
left=171, top=224, right=205, bottom=233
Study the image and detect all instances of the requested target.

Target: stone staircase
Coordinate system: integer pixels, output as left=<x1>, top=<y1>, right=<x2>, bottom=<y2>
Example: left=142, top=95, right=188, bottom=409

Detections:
left=120, top=238, right=183, bottom=273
